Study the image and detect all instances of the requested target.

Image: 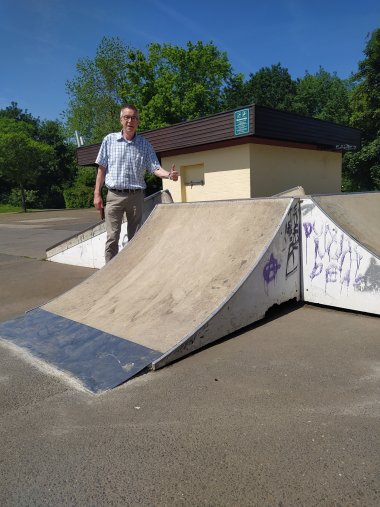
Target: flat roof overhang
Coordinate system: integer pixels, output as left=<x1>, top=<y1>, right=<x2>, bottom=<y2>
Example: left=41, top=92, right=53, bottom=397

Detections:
left=76, top=104, right=361, bottom=166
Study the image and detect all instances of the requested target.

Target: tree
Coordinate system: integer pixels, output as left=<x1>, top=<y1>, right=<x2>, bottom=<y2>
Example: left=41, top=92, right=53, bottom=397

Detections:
left=65, top=37, right=129, bottom=144
left=0, top=101, right=39, bottom=129
left=292, top=67, right=351, bottom=124
left=221, top=73, right=251, bottom=110
left=63, top=166, right=98, bottom=208
left=130, top=41, right=233, bottom=129
left=0, top=103, right=79, bottom=209
left=0, top=118, right=55, bottom=211
left=36, top=120, right=77, bottom=207
left=343, top=29, right=380, bottom=191
left=350, top=29, right=380, bottom=141
left=65, top=38, right=235, bottom=141
left=243, top=64, right=296, bottom=110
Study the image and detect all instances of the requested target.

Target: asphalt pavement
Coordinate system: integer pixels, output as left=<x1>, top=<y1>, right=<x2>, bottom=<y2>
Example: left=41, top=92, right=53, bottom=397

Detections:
left=0, top=209, right=379, bottom=507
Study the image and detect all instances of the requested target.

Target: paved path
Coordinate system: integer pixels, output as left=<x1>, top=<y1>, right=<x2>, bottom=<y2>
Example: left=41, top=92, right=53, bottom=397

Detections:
left=0, top=209, right=379, bottom=506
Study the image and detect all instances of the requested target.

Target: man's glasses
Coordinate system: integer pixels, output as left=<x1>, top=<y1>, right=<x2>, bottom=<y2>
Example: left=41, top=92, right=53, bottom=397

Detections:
left=121, top=115, right=138, bottom=122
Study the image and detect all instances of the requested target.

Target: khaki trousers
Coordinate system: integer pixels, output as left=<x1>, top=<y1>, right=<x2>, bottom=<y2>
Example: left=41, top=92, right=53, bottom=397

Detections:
left=105, top=189, right=144, bottom=263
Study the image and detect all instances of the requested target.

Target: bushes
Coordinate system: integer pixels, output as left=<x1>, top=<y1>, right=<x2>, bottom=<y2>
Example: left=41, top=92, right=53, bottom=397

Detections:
left=63, top=166, right=97, bottom=208
left=63, top=186, right=95, bottom=208
left=7, top=189, right=41, bottom=209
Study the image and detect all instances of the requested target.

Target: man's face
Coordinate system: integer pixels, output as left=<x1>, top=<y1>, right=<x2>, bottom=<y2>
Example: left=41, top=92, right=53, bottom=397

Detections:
left=120, top=108, right=139, bottom=139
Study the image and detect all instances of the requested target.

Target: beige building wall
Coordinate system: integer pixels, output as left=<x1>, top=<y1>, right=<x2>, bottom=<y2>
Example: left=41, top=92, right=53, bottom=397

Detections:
left=250, top=144, right=342, bottom=197
left=162, top=143, right=342, bottom=202
left=162, top=145, right=251, bottom=202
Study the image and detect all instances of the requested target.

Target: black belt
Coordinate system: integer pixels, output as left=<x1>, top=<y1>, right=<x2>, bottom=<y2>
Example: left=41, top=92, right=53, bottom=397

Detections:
left=108, top=188, right=142, bottom=193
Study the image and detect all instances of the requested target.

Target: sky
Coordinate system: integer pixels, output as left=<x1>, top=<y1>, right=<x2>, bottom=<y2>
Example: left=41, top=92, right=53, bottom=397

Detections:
left=0, top=0, right=379, bottom=124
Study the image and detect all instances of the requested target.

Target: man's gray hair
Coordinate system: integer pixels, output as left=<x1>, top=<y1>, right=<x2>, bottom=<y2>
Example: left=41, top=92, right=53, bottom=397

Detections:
left=120, top=104, right=139, bottom=119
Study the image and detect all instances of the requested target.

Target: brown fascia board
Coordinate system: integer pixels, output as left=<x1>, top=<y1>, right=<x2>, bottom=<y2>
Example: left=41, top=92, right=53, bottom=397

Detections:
left=76, top=104, right=361, bottom=166
left=254, top=106, right=361, bottom=149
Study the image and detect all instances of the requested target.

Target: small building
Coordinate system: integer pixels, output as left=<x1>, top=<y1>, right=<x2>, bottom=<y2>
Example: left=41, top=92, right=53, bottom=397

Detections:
left=77, top=104, right=361, bottom=201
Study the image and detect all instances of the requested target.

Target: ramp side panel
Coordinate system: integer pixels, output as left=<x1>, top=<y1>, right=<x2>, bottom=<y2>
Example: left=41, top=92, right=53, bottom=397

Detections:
left=312, top=192, right=380, bottom=258
left=47, top=190, right=174, bottom=269
left=49, top=222, right=128, bottom=269
left=153, top=200, right=301, bottom=369
left=46, top=221, right=106, bottom=259
left=0, top=309, right=161, bottom=393
left=301, top=199, right=380, bottom=315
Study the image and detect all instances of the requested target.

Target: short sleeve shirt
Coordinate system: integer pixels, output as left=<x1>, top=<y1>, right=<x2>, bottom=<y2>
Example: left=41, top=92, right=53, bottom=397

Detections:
left=95, top=132, right=160, bottom=189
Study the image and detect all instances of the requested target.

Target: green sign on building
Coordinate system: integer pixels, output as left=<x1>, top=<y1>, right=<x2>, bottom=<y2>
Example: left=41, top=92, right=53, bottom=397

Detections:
left=234, top=108, right=250, bottom=136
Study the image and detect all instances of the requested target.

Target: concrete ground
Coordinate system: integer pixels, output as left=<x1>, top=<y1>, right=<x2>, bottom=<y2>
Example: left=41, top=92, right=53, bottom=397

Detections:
left=0, top=209, right=379, bottom=507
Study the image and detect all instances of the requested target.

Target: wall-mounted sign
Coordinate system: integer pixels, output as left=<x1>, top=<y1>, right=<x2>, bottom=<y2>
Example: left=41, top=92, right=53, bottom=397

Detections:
left=234, top=108, right=250, bottom=136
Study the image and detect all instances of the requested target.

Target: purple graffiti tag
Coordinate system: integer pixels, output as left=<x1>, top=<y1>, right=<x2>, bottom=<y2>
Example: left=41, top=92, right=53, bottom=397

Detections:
left=339, top=246, right=352, bottom=272
left=341, top=269, right=351, bottom=294
left=303, top=222, right=313, bottom=261
left=324, top=225, right=339, bottom=261
left=263, top=254, right=281, bottom=293
left=310, top=262, right=323, bottom=280
left=314, top=236, right=325, bottom=261
left=309, top=236, right=324, bottom=281
left=355, top=250, right=363, bottom=278
left=303, top=212, right=373, bottom=297
left=325, top=263, right=339, bottom=294
left=303, top=222, right=313, bottom=239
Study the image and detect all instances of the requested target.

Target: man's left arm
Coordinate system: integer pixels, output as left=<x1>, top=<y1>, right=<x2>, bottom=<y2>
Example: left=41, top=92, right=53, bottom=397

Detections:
left=154, top=164, right=179, bottom=181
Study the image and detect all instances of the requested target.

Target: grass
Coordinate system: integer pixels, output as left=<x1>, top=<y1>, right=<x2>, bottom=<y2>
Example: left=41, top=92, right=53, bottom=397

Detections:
left=0, top=204, right=68, bottom=213
left=0, top=204, right=24, bottom=213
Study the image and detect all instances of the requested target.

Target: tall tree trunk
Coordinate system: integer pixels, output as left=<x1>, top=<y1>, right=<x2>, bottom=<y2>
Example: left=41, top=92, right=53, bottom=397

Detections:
left=20, top=186, right=27, bottom=212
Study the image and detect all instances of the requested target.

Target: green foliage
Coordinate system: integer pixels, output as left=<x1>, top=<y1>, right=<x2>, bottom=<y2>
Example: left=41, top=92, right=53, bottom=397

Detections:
left=344, top=28, right=380, bottom=191
left=36, top=120, right=77, bottom=207
left=349, top=29, right=380, bottom=141
left=342, top=138, right=380, bottom=191
left=0, top=101, right=39, bottom=130
left=63, top=167, right=97, bottom=208
left=131, top=41, right=233, bottom=129
left=65, top=37, right=128, bottom=143
left=65, top=38, right=234, bottom=140
left=0, top=104, right=78, bottom=210
left=144, top=171, right=162, bottom=196
left=8, top=189, right=40, bottom=208
left=0, top=117, right=55, bottom=211
left=221, top=73, right=249, bottom=110
left=243, top=64, right=297, bottom=111
left=292, top=67, right=351, bottom=124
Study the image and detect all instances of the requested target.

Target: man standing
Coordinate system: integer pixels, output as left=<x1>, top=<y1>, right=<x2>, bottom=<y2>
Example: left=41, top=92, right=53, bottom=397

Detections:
left=94, top=104, right=178, bottom=262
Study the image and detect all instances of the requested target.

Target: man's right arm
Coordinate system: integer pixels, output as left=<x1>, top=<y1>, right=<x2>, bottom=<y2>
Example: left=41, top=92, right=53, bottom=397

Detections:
left=94, top=165, right=106, bottom=210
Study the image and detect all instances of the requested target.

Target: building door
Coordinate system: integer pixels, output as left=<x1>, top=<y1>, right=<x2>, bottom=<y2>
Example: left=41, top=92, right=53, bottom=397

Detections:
left=181, top=164, right=206, bottom=202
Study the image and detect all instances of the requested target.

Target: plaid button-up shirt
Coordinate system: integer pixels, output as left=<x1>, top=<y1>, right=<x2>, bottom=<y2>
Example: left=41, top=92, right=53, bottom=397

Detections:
left=96, top=132, right=161, bottom=190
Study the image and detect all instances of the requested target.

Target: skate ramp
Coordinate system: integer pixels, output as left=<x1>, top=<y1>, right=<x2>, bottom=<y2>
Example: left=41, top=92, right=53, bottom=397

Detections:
left=273, top=186, right=305, bottom=198
left=301, top=192, right=380, bottom=314
left=0, top=198, right=300, bottom=392
left=46, top=190, right=173, bottom=268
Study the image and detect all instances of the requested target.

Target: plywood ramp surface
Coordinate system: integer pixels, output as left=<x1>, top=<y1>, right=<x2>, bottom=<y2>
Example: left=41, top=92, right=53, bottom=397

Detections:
left=44, top=199, right=290, bottom=352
